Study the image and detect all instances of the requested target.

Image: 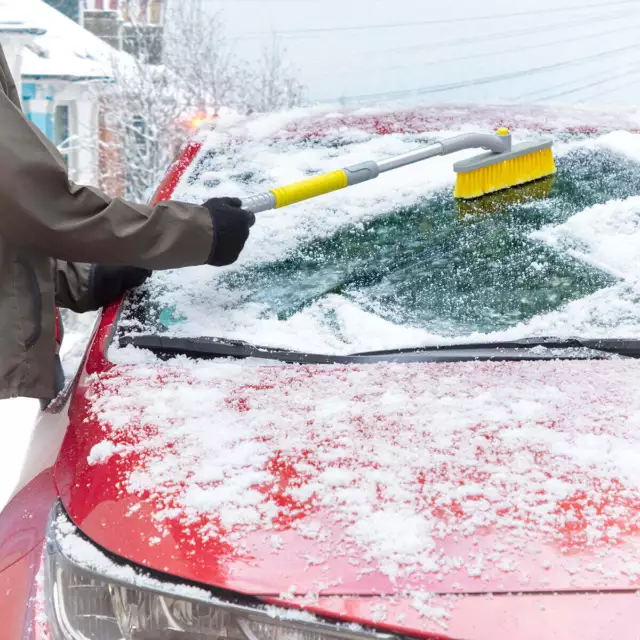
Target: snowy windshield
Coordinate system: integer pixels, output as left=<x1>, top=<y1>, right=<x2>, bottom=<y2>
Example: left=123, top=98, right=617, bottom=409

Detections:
left=116, top=112, right=640, bottom=355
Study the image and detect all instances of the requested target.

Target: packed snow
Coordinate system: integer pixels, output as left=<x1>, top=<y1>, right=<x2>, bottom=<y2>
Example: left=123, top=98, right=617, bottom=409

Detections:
left=0, top=398, right=41, bottom=509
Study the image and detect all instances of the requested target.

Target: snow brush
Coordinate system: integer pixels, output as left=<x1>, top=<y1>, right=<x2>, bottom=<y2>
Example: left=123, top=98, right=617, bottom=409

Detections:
left=240, top=128, right=555, bottom=213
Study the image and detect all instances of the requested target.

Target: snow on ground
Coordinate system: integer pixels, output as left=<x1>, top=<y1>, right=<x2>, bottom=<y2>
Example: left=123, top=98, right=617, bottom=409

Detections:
left=0, top=398, right=41, bottom=509
left=0, top=311, right=97, bottom=511
left=197, top=0, right=640, bottom=107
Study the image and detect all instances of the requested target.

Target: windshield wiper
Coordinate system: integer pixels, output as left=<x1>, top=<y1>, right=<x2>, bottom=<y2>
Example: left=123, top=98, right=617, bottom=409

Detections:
left=119, top=335, right=639, bottom=364
left=352, top=337, right=640, bottom=358
left=119, top=335, right=344, bottom=364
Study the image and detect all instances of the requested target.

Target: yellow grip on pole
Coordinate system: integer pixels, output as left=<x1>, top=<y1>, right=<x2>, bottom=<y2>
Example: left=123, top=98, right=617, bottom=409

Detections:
left=269, top=170, right=349, bottom=208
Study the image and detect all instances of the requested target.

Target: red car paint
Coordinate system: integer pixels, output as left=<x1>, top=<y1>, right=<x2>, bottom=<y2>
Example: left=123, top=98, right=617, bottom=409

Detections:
left=55, top=359, right=640, bottom=601
left=151, top=140, right=203, bottom=204
left=2, top=106, right=639, bottom=640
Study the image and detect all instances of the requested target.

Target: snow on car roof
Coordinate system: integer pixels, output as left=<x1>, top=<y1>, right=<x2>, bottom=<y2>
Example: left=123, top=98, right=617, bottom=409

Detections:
left=116, top=108, right=640, bottom=355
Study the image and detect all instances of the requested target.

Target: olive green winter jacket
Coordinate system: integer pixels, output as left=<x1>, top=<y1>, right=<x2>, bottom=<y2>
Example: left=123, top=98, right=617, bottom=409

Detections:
left=0, top=44, right=214, bottom=399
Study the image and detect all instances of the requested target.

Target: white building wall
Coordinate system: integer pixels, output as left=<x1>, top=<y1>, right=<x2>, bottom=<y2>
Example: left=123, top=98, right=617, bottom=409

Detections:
left=55, top=83, right=102, bottom=186
left=76, top=96, right=100, bottom=186
left=0, top=33, right=36, bottom=103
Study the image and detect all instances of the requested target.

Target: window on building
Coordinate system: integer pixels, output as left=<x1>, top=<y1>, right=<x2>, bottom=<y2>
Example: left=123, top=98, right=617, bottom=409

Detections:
left=149, top=0, right=162, bottom=24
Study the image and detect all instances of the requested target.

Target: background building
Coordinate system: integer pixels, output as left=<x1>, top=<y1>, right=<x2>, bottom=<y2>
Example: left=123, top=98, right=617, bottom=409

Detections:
left=0, top=0, right=120, bottom=185
left=81, top=0, right=164, bottom=63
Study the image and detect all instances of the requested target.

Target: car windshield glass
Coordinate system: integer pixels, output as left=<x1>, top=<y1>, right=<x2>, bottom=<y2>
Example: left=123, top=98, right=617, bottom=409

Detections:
left=116, top=118, right=640, bottom=356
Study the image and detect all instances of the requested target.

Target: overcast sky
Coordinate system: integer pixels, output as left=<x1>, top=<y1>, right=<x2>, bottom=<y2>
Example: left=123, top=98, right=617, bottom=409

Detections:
left=189, top=0, right=640, bottom=108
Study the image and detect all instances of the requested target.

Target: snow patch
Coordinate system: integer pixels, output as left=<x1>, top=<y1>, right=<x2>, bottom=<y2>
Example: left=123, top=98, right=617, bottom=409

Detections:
left=86, top=359, right=640, bottom=594
left=87, top=440, right=120, bottom=465
left=533, top=196, right=640, bottom=282
left=114, top=124, right=640, bottom=358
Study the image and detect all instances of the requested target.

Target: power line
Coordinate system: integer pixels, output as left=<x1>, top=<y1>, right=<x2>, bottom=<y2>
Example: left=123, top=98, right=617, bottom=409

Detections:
left=234, top=0, right=640, bottom=38
left=337, top=9, right=635, bottom=61
left=330, top=42, right=640, bottom=103
left=576, top=74, right=640, bottom=101
left=306, top=20, right=640, bottom=81
left=512, top=60, right=640, bottom=101
left=538, top=68, right=640, bottom=101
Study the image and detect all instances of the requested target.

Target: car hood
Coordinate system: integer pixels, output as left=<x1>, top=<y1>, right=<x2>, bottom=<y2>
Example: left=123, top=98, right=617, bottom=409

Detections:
left=56, top=358, right=640, bottom=603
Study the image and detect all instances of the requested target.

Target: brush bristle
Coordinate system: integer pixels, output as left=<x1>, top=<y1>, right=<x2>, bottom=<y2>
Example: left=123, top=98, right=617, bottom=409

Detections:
left=454, top=147, right=556, bottom=200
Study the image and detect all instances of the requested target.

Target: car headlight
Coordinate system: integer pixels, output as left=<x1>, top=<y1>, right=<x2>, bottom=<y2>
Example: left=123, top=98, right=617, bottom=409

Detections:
left=45, top=502, right=391, bottom=640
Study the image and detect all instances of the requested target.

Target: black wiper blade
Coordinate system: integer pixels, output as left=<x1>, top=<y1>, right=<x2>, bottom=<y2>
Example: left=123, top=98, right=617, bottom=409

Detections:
left=515, top=336, right=640, bottom=357
left=119, top=335, right=346, bottom=364
left=119, top=334, right=639, bottom=364
left=351, top=337, right=640, bottom=358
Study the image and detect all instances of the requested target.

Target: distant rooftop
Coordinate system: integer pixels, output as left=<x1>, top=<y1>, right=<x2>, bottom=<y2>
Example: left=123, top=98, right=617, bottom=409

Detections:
left=0, top=0, right=135, bottom=81
left=0, top=0, right=46, bottom=34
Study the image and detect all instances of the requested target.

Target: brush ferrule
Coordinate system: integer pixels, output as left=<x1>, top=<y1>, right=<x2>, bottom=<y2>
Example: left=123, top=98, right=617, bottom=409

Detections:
left=343, top=161, right=380, bottom=185
left=241, top=192, right=277, bottom=214
left=440, top=132, right=512, bottom=155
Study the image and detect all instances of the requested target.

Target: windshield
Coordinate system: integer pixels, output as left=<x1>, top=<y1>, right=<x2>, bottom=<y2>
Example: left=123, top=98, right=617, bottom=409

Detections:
left=116, top=116, right=640, bottom=357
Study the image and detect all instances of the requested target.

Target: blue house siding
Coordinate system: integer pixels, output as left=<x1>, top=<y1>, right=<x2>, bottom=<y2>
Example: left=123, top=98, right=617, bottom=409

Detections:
left=22, top=83, right=36, bottom=101
left=27, top=112, right=55, bottom=139
left=22, top=82, right=56, bottom=142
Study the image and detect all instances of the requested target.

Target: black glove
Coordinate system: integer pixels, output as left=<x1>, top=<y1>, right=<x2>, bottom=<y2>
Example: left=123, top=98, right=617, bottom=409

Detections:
left=203, top=197, right=255, bottom=267
left=89, top=265, right=152, bottom=309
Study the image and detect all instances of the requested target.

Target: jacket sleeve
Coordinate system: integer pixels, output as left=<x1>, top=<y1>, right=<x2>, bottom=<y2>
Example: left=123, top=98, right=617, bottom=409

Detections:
left=54, top=261, right=96, bottom=313
left=0, top=91, right=214, bottom=270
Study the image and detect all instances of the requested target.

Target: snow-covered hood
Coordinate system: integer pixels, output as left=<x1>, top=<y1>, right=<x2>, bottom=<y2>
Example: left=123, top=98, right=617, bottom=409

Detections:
left=55, top=357, right=640, bottom=602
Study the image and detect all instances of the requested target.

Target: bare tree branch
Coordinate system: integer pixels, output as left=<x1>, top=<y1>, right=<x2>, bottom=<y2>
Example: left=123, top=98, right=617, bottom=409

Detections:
left=95, top=0, right=305, bottom=202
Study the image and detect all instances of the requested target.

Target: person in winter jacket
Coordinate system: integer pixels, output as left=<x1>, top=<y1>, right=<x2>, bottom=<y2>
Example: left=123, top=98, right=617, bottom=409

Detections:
left=0, top=43, right=255, bottom=403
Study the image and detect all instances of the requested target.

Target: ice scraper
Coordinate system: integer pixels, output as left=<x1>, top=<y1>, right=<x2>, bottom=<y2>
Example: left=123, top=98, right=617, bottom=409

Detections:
left=239, top=128, right=555, bottom=213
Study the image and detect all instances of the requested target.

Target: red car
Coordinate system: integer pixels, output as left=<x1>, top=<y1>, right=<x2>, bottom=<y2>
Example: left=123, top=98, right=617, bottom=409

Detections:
left=2, top=105, right=640, bottom=640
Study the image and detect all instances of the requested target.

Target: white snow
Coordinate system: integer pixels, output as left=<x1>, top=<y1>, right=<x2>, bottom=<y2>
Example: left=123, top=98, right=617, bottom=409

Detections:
left=0, top=310, right=96, bottom=512
left=0, top=0, right=45, bottom=33
left=0, top=398, right=41, bottom=509
left=198, top=0, right=640, bottom=107
left=0, top=0, right=130, bottom=80
left=2, top=103, right=640, bottom=633
left=533, top=196, right=640, bottom=281
left=87, top=440, right=119, bottom=465
left=30, top=560, right=52, bottom=640
left=97, top=115, right=640, bottom=602
left=53, top=511, right=228, bottom=603
left=86, top=358, right=640, bottom=593
left=123, top=112, right=640, bottom=356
